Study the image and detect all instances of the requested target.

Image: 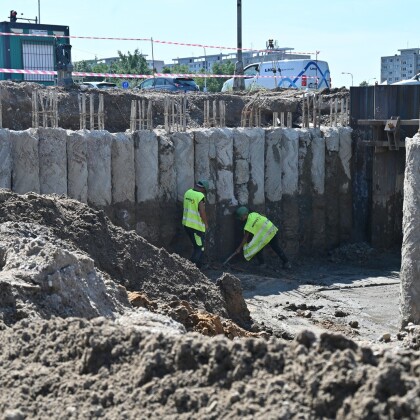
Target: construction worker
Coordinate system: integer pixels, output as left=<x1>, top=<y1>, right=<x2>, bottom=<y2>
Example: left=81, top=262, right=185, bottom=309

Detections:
left=234, top=206, right=291, bottom=269
left=182, top=180, right=209, bottom=268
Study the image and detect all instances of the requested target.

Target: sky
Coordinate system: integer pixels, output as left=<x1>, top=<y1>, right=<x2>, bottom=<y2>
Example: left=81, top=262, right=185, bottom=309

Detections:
left=3, top=0, right=420, bottom=88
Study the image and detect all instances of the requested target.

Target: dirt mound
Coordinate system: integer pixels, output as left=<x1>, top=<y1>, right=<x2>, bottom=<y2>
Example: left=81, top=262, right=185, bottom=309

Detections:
left=0, top=190, right=230, bottom=319
left=0, top=221, right=129, bottom=325
left=0, top=317, right=418, bottom=419
left=0, top=80, right=349, bottom=132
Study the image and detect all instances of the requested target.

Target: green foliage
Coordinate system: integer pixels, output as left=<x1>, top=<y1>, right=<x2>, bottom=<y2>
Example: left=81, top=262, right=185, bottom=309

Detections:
left=74, top=49, right=151, bottom=87
left=110, top=49, right=150, bottom=74
left=91, top=63, right=109, bottom=73
left=109, top=49, right=151, bottom=87
left=73, top=60, right=106, bottom=82
left=162, top=64, right=190, bottom=74
left=73, top=52, right=236, bottom=91
left=73, top=60, right=92, bottom=72
left=205, top=61, right=235, bottom=92
left=359, top=81, right=368, bottom=86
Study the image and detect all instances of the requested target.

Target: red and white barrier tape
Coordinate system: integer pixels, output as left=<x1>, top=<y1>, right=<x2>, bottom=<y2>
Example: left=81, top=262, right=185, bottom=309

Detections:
left=0, top=68, right=320, bottom=80
left=0, top=31, right=317, bottom=55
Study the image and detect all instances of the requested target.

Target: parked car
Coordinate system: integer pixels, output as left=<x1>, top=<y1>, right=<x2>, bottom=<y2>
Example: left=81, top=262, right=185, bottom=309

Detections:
left=80, top=82, right=117, bottom=90
left=392, top=73, right=420, bottom=85
left=136, top=77, right=199, bottom=92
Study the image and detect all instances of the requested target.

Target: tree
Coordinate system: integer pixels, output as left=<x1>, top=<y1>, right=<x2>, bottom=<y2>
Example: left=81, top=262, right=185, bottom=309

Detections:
left=110, top=49, right=151, bottom=87
left=162, top=64, right=190, bottom=74
left=205, top=61, right=235, bottom=93
left=73, top=59, right=107, bottom=82
left=359, top=81, right=368, bottom=87
left=73, top=60, right=93, bottom=72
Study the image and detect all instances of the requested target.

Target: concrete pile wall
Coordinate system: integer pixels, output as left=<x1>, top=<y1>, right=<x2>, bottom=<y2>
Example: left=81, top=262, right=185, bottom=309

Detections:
left=400, top=133, right=420, bottom=327
left=0, top=126, right=353, bottom=260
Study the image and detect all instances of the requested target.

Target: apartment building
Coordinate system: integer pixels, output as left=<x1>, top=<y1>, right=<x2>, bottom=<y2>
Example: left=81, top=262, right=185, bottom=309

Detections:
left=381, top=48, right=420, bottom=83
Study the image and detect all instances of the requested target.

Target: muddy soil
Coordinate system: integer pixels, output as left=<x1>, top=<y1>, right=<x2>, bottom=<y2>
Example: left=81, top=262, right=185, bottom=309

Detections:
left=206, top=245, right=404, bottom=349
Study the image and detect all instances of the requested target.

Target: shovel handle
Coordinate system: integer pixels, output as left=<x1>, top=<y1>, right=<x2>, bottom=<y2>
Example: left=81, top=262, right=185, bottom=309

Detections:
left=222, top=250, right=239, bottom=265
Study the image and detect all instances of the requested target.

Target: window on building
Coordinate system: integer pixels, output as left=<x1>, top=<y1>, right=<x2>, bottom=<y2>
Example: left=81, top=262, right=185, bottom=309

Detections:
left=22, top=41, right=54, bottom=82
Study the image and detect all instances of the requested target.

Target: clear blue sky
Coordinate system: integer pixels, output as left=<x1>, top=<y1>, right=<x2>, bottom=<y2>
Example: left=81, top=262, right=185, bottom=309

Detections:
left=4, top=0, right=420, bottom=87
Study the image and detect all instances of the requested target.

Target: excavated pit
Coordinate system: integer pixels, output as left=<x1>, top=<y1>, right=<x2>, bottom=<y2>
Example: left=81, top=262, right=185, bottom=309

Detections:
left=0, top=81, right=419, bottom=418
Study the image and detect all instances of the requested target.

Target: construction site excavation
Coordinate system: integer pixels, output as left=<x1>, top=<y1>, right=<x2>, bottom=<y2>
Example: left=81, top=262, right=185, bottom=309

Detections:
left=0, top=80, right=419, bottom=419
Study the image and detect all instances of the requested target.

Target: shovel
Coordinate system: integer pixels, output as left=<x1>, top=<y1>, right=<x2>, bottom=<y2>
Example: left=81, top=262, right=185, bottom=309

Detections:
left=222, top=250, right=239, bottom=266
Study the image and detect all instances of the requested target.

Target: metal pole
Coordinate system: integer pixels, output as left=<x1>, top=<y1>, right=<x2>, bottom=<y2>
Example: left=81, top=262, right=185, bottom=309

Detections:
left=151, top=38, right=155, bottom=79
left=233, top=0, right=245, bottom=91
left=38, top=0, right=40, bottom=24
left=236, top=0, right=242, bottom=65
left=203, top=47, right=207, bottom=92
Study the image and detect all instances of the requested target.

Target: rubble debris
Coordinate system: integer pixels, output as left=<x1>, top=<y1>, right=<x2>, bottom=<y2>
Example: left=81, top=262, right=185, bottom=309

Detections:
left=328, top=242, right=376, bottom=263
left=129, top=291, right=259, bottom=339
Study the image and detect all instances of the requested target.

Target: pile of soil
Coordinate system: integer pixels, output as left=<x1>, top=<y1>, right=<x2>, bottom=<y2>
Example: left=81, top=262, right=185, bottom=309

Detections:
left=1, top=318, right=419, bottom=419
left=0, top=221, right=130, bottom=325
left=0, top=190, right=228, bottom=316
left=0, top=190, right=254, bottom=335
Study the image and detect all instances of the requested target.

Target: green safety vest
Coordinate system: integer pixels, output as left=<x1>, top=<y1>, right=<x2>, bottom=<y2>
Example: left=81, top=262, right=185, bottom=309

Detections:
left=243, top=212, right=278, bottom=261
left=182, top=189, right=206, bottom=232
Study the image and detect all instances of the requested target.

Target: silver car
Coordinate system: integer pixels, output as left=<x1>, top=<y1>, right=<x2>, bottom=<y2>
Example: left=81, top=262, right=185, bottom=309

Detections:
left=80, top=82, right=117, bottom=89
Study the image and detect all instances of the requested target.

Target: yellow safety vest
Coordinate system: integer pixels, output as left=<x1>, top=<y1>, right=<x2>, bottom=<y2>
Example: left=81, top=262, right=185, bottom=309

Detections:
left=182, top=189, right=206, bottom=232
left=243, top=212, right=278, bottom=261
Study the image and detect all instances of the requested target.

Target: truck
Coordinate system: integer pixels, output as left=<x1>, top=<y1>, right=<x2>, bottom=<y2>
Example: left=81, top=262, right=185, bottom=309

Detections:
left=221, top=59, right=331, bottom=92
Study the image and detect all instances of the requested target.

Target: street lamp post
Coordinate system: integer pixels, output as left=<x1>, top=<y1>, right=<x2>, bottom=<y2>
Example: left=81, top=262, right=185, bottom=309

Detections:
left=38, top=0, right=40, bottom=24
left=341, top=71, right=353, bottom=87
left=203, top=47, right=207, bottom=92
left=368, top=77, right=377, bottom=85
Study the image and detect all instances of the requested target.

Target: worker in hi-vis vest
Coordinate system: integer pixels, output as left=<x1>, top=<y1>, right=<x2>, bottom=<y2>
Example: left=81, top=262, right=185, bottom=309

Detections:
left=234, top=206, right=291, bottom=269
left=182, top=180, right=209, bottom=268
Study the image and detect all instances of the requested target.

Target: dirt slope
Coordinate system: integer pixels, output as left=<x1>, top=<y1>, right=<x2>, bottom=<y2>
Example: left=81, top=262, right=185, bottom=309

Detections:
left=0, top=190, right=228, bottom=317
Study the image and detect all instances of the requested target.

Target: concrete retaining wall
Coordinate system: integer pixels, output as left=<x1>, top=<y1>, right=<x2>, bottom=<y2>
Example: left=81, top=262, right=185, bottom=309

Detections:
left=400, top=133, right=420, bottom=327
left=0, top=126, right=354, bottom=260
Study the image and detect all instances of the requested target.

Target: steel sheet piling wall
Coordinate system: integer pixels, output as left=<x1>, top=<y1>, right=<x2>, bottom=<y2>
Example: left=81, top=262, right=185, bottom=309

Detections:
left=350, top=85, right=420, bottom=247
